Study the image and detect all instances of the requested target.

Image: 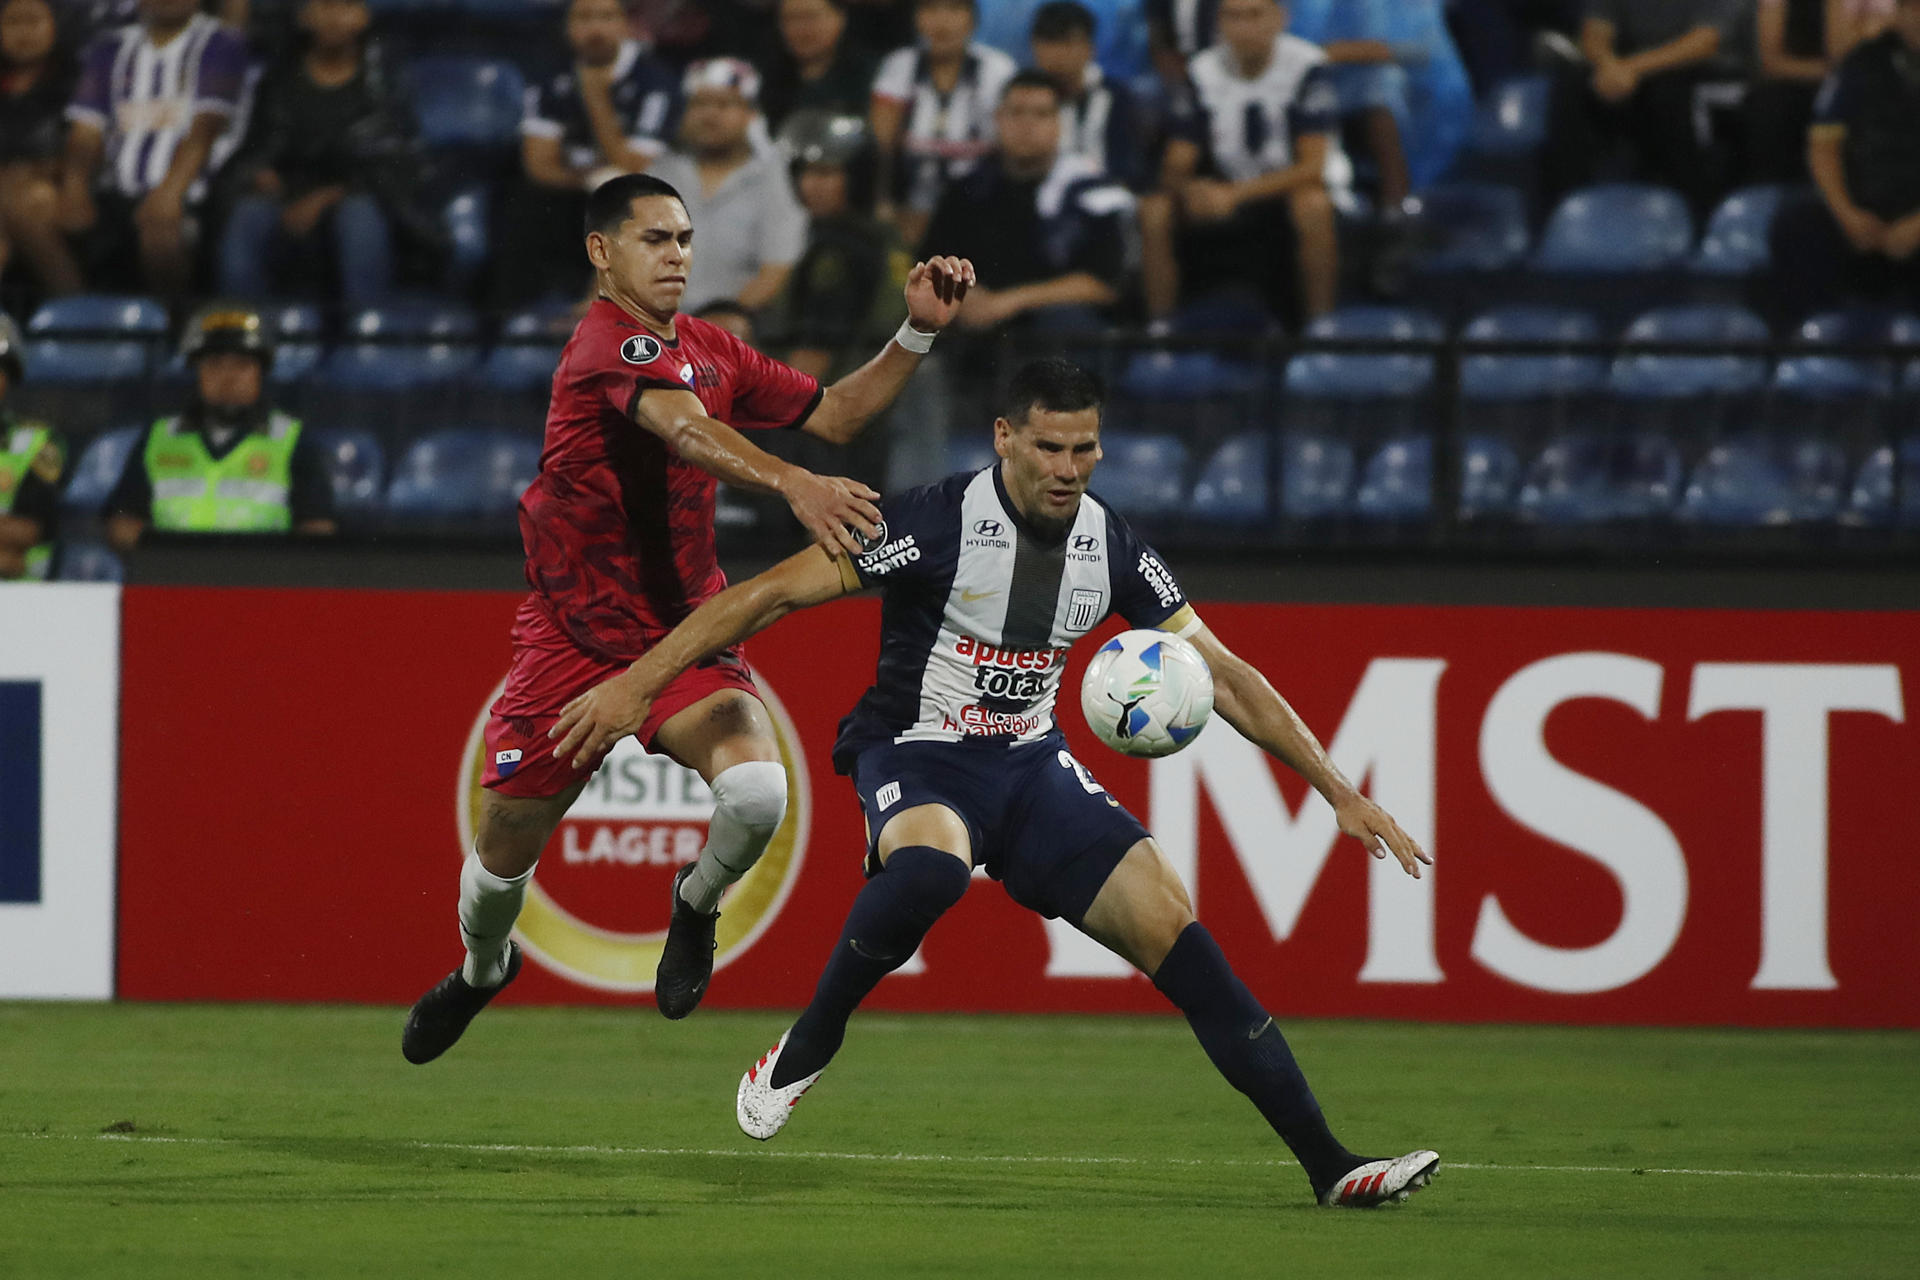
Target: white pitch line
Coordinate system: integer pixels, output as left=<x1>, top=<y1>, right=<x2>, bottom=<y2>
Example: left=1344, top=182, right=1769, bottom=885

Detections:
left=38, top=1133, right=1918, bottom=1182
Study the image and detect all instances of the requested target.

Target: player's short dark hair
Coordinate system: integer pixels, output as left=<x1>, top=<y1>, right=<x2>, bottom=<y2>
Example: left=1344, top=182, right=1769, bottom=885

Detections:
left=1002, top=357, right=1104, bottom=427
left=584, top=173, right=686, bottom=238
left=1031, top=1, right=1095, bottom=41
left=1001, top=69, right=1062, bottom=104
left=914, top=0, right=975, bottom=12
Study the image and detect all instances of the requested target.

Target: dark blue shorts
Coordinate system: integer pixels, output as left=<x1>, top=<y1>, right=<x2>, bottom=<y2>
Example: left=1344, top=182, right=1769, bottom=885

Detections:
left=848, top=732, right=1150, bottom=923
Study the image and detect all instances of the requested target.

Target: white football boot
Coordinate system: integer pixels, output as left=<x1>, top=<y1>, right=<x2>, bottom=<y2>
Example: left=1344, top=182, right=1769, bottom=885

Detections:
left=1319, top=1150, right=1441, bottom=1208
left=737, top=1029, right=823, bottom=1141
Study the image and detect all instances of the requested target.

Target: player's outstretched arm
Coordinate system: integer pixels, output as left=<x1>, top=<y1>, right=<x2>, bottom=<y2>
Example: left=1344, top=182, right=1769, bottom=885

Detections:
left=1187, top=621, right=1432, bottom=880
left=633, top=386, right=882, bottom=555
left=548, top=546, right=855, bottom=768
left=799, top=255, right=976, bottom=445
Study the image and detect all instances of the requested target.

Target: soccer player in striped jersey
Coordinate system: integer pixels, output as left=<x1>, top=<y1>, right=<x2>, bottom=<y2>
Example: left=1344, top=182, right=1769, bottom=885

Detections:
left=551, top=357, right=1440, bottom=1209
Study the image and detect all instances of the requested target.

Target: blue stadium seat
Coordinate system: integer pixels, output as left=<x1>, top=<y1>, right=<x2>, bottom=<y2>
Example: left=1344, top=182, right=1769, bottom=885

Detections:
left=1533, top=184, right=1693, bottom=274
left=1118, top=349, right=1261, bottom=400
left=1681, top=434, right=1849, bottom=525
left=1692, top=185, right=1787, bottom=277
left=311, top=428, right=387, bottom=517
left=1460, top=306, right=1607, bottom=400
left=1286, top=306, right=1444, bottom=399
left=59, top=425, right=143, bottom=514
left=385, top=429, right=539, bottom=523
left=1091, top=433, right=1188, bottom=516
left=945, top=436, right=998, bottom=474
left=264, top=302, right=325, bottom=384
left=1464, top=74, right=1550, bottom=158
left=1845, top=438, right=1920, bottom=527
left=27, top=294, right=168, bottom=337
left=1280, top=434, right=1354, bottom=518
left=319, top=302, right=482, bottom=391
left=1459, top=434, right=1521, bottom=518
left=444, top=184, right=491, bottom=288
left=410, top=56, right=525, bottom=149
left=1775, top=308, right=1920, bottom=398
left=343, top=300, right=480, bottom=341
left=502, top=300, right=581, bottom=342
left=484, top=343, right=562, bottom=394
left=24, top=295, right=168, bottom=385
left=1517, top=432, right=1682, bottom=523
left=1190, top=433, right=1269, bottom=524
left=55, top=541, right=123, bottom=582
left=1354, top=436, right=1432, bottom=520
left=1610, top=305, right=1771, bottom=399
left=1408, top=183, right=1530, bottom=273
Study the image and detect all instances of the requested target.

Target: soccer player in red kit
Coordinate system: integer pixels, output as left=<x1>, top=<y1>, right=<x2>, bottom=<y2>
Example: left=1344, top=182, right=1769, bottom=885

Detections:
left=403, top=172, right=974, bottom=1063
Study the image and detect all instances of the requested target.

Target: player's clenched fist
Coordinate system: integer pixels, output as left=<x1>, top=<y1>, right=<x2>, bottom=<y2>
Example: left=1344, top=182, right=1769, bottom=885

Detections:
left=905, top=256, right=976, bottom=330
left=549, top=671, right=656, bottom=770
left=783, top=471, right=882, bottom=556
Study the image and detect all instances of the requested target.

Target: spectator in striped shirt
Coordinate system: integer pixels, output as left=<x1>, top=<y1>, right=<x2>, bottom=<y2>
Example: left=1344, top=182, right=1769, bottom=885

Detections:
left=56, top=0, right=249, bottom=301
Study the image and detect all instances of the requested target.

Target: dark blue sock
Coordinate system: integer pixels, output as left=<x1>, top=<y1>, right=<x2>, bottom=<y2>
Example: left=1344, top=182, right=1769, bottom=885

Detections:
left=771, top=846, right=971, bottom=1087
left=1152, top=922, right=1362, bottom=1193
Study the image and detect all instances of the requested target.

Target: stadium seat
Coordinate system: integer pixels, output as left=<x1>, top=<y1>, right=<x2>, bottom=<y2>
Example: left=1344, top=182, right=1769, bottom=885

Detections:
left=1676, top=440, right=1837, bottom=525
left=410, top=56, right=525, bottom=149
left=385, top=429, right=538, bottom=524
left=1460, top=306, right=1607, bottom=400
left=1459, top=434, right=1521, bottom=519
left=58, top=425, right=143, bottom=514
left=1692, top=185, right=1788, bottom=277
left=1517, top=432, right=1682, bottom=523
left=1407, top=182, right=1530, bottom=273
left=1354, top=435, right=1432, bottom=520
left=264, top=302, right=325, bottom=384
left=1286, top=306, right=1444, bottom=399
left=343, top=300, right=480, bottom=341
left=54, top=541, right=123, bottom=582
left=23, top=295, right=168, bottom=385
left=1118, top=349, right=1261, bottom=400
left=1774, top=308, right=1920, bottom=399
left=484, top=343, right=563, bottom=394
left=319, top=302, right=482, bottom=391
left=1190, top=433, right=1269, bottom=524
left=444, top=184, right=491, bottom=288
left=1463, top=74, right=1550, bottom=158
left=1533, top=184, right=1693, bottom=274
left=1090, top=433, right=1188, bottom=517
left=312, top=428, right=387, bottom=517
left=1845, top=437, right=1920, bottom=527
left=1280, top=434, right=1354, bottom=518
left=1610, top=305, right=1771, bottom=399
left=501, top=301, right=581, bottom=342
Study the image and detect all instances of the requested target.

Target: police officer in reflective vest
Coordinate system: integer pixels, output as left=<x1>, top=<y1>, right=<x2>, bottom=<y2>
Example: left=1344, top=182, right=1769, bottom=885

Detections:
left=0, top=315, right=66, bottom=582
left=105, top=304, right=336, bottom=551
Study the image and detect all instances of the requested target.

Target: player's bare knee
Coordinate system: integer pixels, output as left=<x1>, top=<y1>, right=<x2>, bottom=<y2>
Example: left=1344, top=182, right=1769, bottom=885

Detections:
left=877, top=805, right=973, bottom=869
left=476, top=787, right=575, bottom=877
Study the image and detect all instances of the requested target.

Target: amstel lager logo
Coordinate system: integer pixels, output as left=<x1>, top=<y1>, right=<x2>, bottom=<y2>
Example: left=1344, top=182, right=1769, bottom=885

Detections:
left=456, top=677, right=810, bottom=991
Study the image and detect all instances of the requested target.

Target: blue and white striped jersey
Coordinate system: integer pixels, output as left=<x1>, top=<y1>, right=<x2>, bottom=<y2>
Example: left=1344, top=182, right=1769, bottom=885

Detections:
left=831, top=465, right=1197, bottom=772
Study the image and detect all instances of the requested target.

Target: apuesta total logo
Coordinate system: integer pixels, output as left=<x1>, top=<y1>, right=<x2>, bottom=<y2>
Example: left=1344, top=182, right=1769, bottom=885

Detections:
left=457, top=676, right=810, bottom=992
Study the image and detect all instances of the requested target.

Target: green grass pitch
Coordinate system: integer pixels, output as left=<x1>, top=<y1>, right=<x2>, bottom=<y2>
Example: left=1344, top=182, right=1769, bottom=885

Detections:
left=1, top=1004, right=1915, bottom=1278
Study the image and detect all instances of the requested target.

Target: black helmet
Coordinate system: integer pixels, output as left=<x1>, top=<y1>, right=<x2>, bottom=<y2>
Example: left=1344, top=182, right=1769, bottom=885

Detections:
left=181, top=303, right=274, bottom=369
left=0, top=312, right=22, bottom=383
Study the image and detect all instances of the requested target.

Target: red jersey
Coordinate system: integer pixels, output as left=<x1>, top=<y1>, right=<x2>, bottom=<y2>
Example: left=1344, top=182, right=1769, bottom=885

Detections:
left=514, top=299, right=822, bottom=663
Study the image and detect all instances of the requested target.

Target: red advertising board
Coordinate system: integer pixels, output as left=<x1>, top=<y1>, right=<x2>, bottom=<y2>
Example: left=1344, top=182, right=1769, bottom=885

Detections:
left=117, top=587, right=1920, bottom=1027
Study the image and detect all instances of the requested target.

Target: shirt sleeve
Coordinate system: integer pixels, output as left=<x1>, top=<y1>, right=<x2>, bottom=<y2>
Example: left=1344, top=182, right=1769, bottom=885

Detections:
left=1289, top=63, right=1339, bottom=139
left=719, top=327, right=823, bottom=431
left=289, top=433, right=337, bottom=524
left=193, top=29, right=249, bottom=118
left=103, top=427, right=155, bottom=521
left=872, top=47, right=916, bottom=103
left=66, top=35, right=114, bottom=128
left=1104, top=506, right=1190, bottom=629
left=843, top=482, right=946, bottom=590
left=521, top=78, right=563, bottom=139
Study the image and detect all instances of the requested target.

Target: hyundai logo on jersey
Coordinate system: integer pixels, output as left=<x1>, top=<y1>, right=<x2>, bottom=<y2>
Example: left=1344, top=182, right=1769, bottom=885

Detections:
left=0, top=681, right=43, bottom=903
left=1072, top=534, right=1099, bottom=552
left=620, top=334, right=663, bottom=365
left=973, top=519, right=1004, bottom=537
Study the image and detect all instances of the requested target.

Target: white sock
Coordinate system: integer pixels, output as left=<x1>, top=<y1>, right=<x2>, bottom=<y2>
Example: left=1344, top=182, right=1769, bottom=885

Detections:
left=679, top=761, right=787, bottom=914
left=459, top=853, right=534, bottom=986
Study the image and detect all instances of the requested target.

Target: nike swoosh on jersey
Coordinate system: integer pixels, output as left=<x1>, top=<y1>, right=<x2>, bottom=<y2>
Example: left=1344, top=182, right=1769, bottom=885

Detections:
left=960, top=588, right=1000, bottom=603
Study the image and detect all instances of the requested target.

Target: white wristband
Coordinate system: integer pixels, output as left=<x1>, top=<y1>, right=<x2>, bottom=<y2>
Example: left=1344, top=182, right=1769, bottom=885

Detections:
left=893, top=320, right=937, bottom=354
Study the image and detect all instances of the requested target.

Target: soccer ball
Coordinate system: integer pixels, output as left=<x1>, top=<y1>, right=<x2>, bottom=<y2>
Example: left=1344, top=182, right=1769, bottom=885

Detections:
left=1079, top=630, right=1214, bottom=758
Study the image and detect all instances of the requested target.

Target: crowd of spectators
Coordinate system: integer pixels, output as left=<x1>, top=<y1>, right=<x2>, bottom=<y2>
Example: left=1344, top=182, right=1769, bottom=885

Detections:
left=4, top=0, right=1920, bottom=576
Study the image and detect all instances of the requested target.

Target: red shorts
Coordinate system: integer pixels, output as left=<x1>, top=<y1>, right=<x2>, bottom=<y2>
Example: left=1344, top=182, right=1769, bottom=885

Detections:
left=482, top=610, right=758, bottom=798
